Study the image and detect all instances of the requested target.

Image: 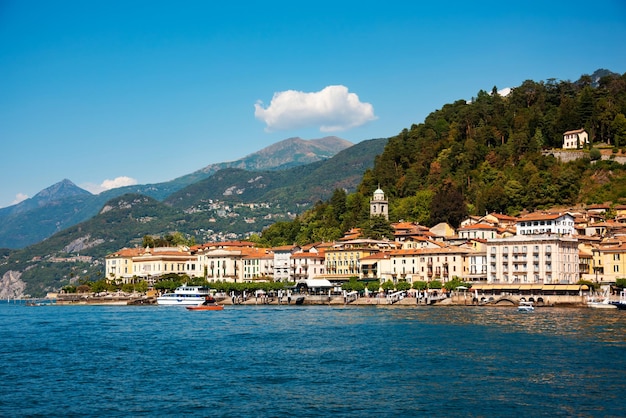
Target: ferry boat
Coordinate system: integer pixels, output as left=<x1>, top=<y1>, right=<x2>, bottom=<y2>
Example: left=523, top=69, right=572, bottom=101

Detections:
left=156, top=285, right=211, bottom=306
left=518, top=301, right=534, bottom=312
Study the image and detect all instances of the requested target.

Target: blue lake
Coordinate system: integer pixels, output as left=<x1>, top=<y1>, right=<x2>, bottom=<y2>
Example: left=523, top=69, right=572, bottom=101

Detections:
left=0, top=302, right=625, bottom=417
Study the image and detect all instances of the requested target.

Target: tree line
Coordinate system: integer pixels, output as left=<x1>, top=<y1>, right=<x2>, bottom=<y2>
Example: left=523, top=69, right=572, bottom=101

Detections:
left=253, top=71, right=626, bottom=247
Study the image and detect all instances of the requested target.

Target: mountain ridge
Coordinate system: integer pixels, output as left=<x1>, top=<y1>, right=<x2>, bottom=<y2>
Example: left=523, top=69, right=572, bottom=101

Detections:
left=0, top=136, right=353, bottom=249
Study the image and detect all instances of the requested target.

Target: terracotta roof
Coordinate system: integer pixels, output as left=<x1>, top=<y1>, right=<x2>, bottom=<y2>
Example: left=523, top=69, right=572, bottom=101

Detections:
left=487, top=213, right=518, bottom=221
left=563, top=128, right=586, bottom=135
left=518, top=212, right=571, bottom=222
left=107, top=248, right=144, bottom=258
left=458, top=223, right=498, bottom=230
left=271, top=245, right=298, bottom=252
left=390, top=247, right=471, bottom=256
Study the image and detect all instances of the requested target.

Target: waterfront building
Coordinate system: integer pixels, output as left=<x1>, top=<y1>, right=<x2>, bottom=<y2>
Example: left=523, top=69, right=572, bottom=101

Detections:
left=290, top=249, right=326, bottom=282
left=324, top=238, right=396, bottom=282
left=107, top=246, right=198, bottom=285
left=272, top=245, right=298, bottom=282
left=487, top=235, right=579, bottom=284
left=360, top=252, right=393, bottom=282
left=198, top=247, right=244, bottom=283
left=242, top=248, right=274, bottom=282
left=105, top=247, right=143, bottom=283
left=388, top=246, right=470, bottom=284
left=461, top=239, right=488, bottom=283
left=590, top=239, right=626, bottom=285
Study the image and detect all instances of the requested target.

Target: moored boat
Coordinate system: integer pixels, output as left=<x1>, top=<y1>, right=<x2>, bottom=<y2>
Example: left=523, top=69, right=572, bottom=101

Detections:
left=157, top=285, right=211, bottom=306
left=610, top=290, right=626, bottom=310
left=587, top=295, right=617, bottom=309
left=518, top=301, right=534, bottom=312
left=186, top=296, right=223, bottom=311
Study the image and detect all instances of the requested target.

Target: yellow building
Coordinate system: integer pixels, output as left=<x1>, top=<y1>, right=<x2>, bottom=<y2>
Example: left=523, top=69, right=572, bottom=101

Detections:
left=324, top=239, right=397, bottom=282
left=591, top=240, right=626, bottom=284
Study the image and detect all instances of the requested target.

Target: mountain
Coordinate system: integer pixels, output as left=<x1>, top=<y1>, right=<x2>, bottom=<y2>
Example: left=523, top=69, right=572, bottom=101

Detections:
left=0, top=180, right=96, bottom=249
left=112, top=136, right=353, bottom=199
left=165, top=138, right=385, bottom=210
left=0, top=138, right=387, bottom=297
left=0, top=136, right=353, bottom=249
left=0, top=179, right=91, bottom=217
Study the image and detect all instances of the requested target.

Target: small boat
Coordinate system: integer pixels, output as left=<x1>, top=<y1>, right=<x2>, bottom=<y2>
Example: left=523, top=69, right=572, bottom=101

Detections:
left=157, top=285, right=211, bottom=306
left=518, top=301, right=534, bottom=312
left=587, top=295, right=617, bottom=309
left=610, top=290, right=626, bottom=310
left=186, top=296, right=223, bottom=311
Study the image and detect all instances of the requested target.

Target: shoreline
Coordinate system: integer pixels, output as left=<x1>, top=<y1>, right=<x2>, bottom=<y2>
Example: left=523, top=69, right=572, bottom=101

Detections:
left=39, top=294, right=591, bottom=308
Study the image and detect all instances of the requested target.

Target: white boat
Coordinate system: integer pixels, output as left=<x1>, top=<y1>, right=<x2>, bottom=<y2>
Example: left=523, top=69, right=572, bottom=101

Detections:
left=587, top=296, right=617, bottom=309
left=610, top=290, right=626, bottom=310
left=518, top=301, right=534, bottom=312
left=156, top=285, right=211, bottom=306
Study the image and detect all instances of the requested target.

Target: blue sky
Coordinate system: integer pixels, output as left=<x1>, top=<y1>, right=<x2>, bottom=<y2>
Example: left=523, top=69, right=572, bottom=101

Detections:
left=1, top=1, right=625, bottom=208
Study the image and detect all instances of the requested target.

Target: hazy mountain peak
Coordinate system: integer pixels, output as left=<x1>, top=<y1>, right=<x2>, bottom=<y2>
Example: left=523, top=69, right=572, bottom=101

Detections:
left=32, top=179, right=91, bottom=202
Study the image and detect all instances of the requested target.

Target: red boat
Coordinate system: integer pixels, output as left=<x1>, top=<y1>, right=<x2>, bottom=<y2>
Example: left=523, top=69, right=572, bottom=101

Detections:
left=186, top=296, right=224, bottom=311
left=186, top=304, right=223, bottom=311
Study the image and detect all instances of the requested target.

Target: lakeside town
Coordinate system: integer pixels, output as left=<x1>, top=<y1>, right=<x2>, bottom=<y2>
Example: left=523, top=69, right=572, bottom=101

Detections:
left=46, top=181, right=623, bottom=308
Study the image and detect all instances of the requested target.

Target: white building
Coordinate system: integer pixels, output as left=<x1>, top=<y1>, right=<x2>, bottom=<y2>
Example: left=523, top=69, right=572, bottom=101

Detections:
left=272, top=245, right=297, bottom=282
left=487, top=235, right=579, bottom=284
left=563, top=128, right=589, bottom=149
left=516, top=212, right=576, bottom=236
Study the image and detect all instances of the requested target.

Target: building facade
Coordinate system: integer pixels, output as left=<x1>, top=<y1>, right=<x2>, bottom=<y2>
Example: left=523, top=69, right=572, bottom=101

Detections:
left=563, top=128, right=589, bottom=149
left=487, top=235, right=579, bottom=284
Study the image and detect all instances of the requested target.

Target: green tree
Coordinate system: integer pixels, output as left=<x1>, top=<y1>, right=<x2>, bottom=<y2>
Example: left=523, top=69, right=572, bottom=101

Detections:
left=366, top=280, right=381, bottom=292
left=396, top=281, right=411, bottom=291
left=429, top=180, right=467, bottom=228
left=360, top=215, right=395, bottom=240
left=381, top=280, right=395, bottom=292
left=589, top=148, right=601, bottom=161
left=412, top=281, right=428, bottom=291
left=428, top=280, right=442, bottom=289
left=612, top=113, right=626, bottom=147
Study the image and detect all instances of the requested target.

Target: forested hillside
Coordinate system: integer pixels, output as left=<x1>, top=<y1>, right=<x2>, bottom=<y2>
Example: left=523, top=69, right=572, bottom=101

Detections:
left=258, top=70, right=626, bottom=245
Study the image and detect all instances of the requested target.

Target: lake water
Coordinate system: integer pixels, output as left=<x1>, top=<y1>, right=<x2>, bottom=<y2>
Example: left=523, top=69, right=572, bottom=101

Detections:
left=0, top=302, right=625, bottom=417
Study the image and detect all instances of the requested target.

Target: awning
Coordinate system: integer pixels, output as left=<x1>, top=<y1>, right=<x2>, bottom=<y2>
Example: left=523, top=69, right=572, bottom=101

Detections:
left=359, top=259, right=378, bottom=265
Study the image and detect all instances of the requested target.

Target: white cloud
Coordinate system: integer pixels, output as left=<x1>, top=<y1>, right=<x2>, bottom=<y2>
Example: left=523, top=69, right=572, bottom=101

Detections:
left=81, top=176, right=138, bottom=194
left=498, top=87, right=512, bottom=97
left=12, top=193, right=28, bottom=205
left=254, top=85, right=377, bottom=132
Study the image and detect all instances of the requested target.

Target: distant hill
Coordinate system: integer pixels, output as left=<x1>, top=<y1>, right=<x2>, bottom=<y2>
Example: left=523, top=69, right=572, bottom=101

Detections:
left=0, top=138, right=387, bottom=296
left=165, top=138, right=385, bottom=210
left=0, top=136, right=353, bottom=249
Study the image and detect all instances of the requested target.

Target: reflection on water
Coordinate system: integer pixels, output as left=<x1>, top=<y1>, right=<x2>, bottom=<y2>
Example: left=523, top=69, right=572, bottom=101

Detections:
left=381, top=305, right=626, bottom=344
